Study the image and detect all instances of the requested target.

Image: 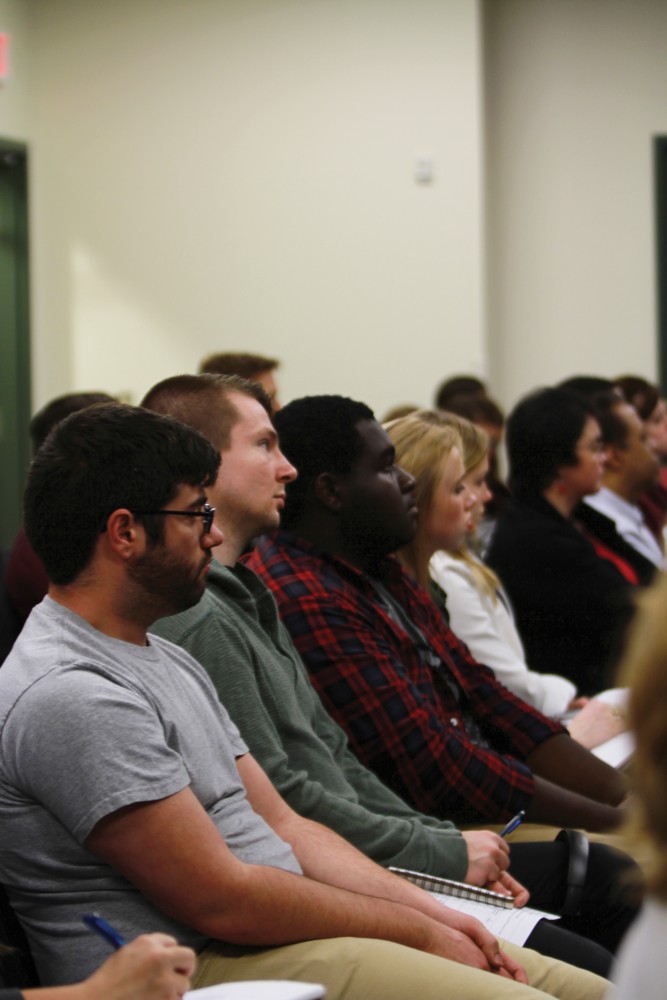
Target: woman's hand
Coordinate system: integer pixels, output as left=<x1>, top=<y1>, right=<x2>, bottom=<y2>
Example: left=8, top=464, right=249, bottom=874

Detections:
left=567, top=697, right=627, bottom=750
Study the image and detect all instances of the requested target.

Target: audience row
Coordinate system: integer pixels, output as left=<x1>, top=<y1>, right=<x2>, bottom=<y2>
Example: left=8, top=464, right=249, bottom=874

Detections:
left=2, top=365, right=667, bottom=1000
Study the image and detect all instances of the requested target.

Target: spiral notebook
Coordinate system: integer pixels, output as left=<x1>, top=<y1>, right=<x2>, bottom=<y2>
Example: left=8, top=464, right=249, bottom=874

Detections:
left=389, top=867, right=514, bottom=908
left=390, top=865, right=558, bottom=946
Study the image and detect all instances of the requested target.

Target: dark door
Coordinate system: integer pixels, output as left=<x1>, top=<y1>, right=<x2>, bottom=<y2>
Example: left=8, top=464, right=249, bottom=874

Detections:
left=0, top=141, right=31, bottom=546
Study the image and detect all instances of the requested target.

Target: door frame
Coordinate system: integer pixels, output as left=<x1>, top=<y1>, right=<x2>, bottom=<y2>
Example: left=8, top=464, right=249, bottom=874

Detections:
left=0, top=138, right=31, bottom=546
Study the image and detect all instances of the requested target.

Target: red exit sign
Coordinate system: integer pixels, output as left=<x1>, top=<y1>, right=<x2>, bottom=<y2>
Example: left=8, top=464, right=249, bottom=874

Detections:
left=0, top=34, right=9, bottom=81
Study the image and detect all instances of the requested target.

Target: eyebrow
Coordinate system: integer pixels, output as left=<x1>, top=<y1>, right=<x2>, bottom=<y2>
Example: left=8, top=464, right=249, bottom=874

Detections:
left=186, top=494, right=208, bottom=511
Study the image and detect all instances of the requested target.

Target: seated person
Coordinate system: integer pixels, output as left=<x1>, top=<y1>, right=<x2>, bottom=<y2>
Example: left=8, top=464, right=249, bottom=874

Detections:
left=0, top=402, right=601, bottom=1000
left=0, top=934, right=195, bottom=1000
left=438, top=392, right=509, bottom=553
left=486, top=388, right=645, bottom=695
left=199, top=351, right=282, bottom=410
left=582, top=393, right=662, bottom=571
left=387, top=409, right=625, bottom=745
left=613, top=374, right=667, bottom=553
left=610, top=570, right=667, bottom=999
left=5, top=391, right=116, bottom=632
left=144, top=375, right=637, bottom=972
left=246, top=394, right=626, bottom=834
left=434, top=375, right=488, bottom=411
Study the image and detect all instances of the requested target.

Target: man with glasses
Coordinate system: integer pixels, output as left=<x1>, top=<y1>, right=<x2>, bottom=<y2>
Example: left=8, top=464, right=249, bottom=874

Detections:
left=0, top=402, right=604, bottom=1000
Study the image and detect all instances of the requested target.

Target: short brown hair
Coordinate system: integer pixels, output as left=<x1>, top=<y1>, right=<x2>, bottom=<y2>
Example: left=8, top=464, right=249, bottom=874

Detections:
left=199, top=352, right=279, bottom=380
left=141, top=373, right=271, bottom=452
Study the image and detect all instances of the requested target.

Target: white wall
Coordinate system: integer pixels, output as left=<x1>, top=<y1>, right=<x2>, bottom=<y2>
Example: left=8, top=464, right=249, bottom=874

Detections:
left=485, top=0, right=667, bottom=411
left=24, top=0, right=485, bottom=416
left=6, top=0, right=664, bottom=420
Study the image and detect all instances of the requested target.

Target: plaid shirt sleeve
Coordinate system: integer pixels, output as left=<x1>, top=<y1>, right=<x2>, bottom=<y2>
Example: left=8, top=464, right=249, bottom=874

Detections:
left=248, top=535, right=564, bottom=824
left=394, top=572, right=566, bottom=758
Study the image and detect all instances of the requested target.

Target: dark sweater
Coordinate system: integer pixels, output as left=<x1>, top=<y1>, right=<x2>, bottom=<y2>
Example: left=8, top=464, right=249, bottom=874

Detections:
left=486, top=495, right=642, bottom=694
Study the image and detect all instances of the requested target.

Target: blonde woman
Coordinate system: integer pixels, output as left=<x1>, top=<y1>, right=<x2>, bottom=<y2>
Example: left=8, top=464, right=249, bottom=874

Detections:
left=385, top=410, right=626, bottom=749
left=429, top=413, right=578, bottom=718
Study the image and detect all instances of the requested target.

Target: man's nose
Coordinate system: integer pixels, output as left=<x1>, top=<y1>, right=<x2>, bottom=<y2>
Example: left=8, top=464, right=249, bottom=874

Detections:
left=278, top=450, right=298, bottom=483
left=204, top=522, right=224, bottom=546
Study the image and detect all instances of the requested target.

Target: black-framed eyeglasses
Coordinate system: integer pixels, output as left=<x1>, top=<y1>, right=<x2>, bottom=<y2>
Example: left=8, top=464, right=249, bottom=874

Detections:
left=131, top=504, right=216, bottom=534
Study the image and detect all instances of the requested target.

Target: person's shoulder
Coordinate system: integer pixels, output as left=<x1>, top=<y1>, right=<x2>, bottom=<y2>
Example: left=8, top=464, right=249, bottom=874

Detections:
left=247, top=532, right=346, bottom=600
left=430, top=550, right=475, bottom=587
left=491, top=496, right=577, bottom=556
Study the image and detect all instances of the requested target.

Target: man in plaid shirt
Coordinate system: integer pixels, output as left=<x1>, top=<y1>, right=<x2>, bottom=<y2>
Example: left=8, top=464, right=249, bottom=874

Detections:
left=247, top=395, right=626, bottom=832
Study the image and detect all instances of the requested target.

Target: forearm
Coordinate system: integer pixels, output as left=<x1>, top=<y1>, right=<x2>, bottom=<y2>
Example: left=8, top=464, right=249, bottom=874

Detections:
left=336, top=763, right=469, bottom=879
left=246, top=802, right=520, bottom=978
left=195, top=860, right=443, bottom=949
left=276, top=809, right=468, bottom=928
left=525, top=733, right=626, bottom=805
left=525, top=774, right=624, bottom=831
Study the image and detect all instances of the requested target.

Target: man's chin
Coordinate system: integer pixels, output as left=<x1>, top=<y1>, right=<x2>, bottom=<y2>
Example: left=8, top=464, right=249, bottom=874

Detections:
left=168, top=582, right=208, bottom=617
left=256, top=511, right=282, bottom=534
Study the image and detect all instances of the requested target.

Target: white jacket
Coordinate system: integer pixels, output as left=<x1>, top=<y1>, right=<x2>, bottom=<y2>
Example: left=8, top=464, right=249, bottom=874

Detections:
left=429, top=549, right=576, bottom=717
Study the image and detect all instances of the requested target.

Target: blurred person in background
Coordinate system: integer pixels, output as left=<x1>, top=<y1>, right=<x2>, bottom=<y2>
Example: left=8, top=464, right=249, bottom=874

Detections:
left=4, top=392, right=116, bottom=644
left=608, top=570, right=667, bottom=999
left=199, top=352, right=282, bottom=410
left=614, top=374, right=667, bottom=549
left=582, top=392, right=661, bottom=573
left=487, top=388, right=642, bottom=696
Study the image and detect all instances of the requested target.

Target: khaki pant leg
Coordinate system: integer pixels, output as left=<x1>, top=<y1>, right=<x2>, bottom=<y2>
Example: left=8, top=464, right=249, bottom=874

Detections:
left=192, top=936, right=606, bottom=1000
left=503, top=942, right=607, bottom=1000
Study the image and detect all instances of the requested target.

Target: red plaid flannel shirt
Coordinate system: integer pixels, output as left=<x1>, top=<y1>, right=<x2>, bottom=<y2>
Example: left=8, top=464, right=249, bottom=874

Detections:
left=246, top=531, right=566, bottom=824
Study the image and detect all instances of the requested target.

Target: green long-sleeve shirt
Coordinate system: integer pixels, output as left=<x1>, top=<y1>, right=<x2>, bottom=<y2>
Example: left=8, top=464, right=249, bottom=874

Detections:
left=150, top=559, right=467, bottom=879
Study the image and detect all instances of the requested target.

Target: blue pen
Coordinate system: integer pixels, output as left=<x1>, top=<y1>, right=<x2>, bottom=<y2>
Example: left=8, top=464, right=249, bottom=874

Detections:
left=499, top=809, right=525, bottom=838
left=82, top=912, right=126, bottom=950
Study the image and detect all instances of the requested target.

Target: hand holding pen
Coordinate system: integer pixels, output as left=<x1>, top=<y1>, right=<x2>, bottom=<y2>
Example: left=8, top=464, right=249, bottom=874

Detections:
left=79, top=914, right=195, bottom=1000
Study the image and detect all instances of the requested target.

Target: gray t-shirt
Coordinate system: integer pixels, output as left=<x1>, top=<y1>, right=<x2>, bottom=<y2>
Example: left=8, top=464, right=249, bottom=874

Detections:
left=0, top=598, right=301, bottom=985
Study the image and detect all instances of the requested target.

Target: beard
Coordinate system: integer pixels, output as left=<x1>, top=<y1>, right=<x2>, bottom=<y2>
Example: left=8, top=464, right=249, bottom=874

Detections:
left=127, top=544, right=210, bottom=620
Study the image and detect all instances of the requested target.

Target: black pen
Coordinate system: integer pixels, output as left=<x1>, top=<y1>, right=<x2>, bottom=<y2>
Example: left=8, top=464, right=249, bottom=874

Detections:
left=499, top=809, right=525, bottom=838
left=82, top=912, right=126, bottom=950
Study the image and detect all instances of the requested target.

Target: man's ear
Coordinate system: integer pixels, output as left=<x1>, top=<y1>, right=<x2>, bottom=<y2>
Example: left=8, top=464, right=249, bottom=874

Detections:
left=314, top=472, right=345, bottom=512
left=103, top=509, right=143, bottom=560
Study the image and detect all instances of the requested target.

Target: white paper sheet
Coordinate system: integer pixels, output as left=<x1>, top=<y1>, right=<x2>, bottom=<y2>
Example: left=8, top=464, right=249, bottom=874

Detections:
left=430, top=890, right=557, bottom=946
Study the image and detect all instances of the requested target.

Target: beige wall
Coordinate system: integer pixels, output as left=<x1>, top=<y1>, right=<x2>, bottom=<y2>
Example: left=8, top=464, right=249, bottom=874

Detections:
left=485, top=0, right=667, bottom=410
left=2, top=0, right=666, bottom=419
left=17, top=0, right=486, bottom=415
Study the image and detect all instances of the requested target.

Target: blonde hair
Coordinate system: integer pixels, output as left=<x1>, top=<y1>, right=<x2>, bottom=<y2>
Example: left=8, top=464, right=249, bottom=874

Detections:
left=436, top=411, right=500, bottom=600
left=619, top=573, right=667, bottom=900
left=384, top=410, right=462, bottom=589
